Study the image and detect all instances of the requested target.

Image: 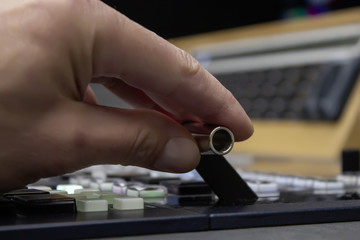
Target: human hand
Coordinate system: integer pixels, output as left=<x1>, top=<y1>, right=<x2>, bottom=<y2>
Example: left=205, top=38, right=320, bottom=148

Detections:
left=0, top=0, right=253, bottom=192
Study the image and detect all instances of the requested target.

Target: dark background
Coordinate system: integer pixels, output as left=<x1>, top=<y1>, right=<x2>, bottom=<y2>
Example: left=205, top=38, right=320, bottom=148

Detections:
left=101, top=0, right=360, bottom=39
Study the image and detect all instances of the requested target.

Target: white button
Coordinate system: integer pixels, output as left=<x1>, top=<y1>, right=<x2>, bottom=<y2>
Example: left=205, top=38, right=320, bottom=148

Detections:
left=56, top=184, right=83, bottom=194
left=113, top=197, right=144, bottom=210
left=48, top=190, right=68, bottom=195
left=126, top=185, right=167, bottom=198
left=257, top=174, right=276, bottom=182
left=246, top=180, right=279, bottom=198
left=99, top=182, right=114, bottom=192
left=112, top=185, right=127, bottom=195
left=337, top=174, right=360, bottom=188
left=77, top=199, right=108, bottom=212
left=275, top=175, right=294, bottom=187
left=313, top=180, right=345, bottom=195
left=27, top=186, right=52, bottom=191
left=292, top=177, right=315, bottom=189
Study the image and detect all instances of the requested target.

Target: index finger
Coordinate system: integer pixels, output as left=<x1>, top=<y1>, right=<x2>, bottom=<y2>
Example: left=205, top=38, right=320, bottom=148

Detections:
left=86, top=2, right=253, bottom=141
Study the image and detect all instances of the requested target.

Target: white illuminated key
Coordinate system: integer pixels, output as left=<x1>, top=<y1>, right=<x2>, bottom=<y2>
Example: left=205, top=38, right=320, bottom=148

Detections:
left=337, top=174, right=360, bottom=189
left=99, top=182, right=114, bottom=192
left=246, top=180, right=279, bottom=198
left=76, top=199, right=108, bottom=212
left=27, top=186, right=52, bottom=191
left=48, top=190, right=68, bottom=195
left=257, top=174, right=276, bottom=182
left=112, top=185, right=127, bottom=195
left=313, top=180, right=345, bottom=195
left=274, top=175, right=294, bottom=187
left=292, top=177, right=315, bottom=189
left=126, top=185, right=166, bottom=198
left=113, top=197, right=144, bottom=210
left=56, top=184, right=83, bottom=194
left=111, top=179, right=128, bottom=195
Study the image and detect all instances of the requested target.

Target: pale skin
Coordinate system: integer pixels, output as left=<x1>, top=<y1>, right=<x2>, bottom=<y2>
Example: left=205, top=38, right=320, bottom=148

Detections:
left=0, top=0, right=253, bottom=192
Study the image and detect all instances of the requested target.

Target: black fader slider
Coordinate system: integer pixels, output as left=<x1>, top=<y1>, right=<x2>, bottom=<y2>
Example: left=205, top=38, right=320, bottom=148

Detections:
left=196, top=154, right=258, bottom=206
left=342, top=149, right=360, bottom=173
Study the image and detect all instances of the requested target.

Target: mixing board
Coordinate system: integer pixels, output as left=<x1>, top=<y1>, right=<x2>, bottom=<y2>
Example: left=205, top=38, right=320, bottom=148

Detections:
left=1, top=152, right=360, bottom=239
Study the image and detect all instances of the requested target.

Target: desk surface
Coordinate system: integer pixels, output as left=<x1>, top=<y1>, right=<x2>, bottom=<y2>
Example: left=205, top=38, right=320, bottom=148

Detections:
left=100, top=221, right=360, bottom=240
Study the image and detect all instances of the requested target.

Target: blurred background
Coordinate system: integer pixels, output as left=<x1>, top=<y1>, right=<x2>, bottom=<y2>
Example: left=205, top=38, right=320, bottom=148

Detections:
left=92, top=0, right=360, bottom=177
left=101, top=0, right=359, bottom=38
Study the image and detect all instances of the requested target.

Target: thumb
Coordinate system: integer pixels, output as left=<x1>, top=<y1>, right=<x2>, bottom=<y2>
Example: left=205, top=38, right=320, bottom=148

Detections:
left=47, top=102, right=200, bottom=174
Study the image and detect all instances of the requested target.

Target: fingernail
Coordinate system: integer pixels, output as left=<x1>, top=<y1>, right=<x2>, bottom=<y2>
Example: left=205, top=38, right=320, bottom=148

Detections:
left=154, top=138, right=200, bottom=172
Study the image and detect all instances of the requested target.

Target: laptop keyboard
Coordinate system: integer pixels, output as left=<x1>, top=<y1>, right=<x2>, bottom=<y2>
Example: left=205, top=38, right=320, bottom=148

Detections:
left=214, top=58, right=360, bottom=120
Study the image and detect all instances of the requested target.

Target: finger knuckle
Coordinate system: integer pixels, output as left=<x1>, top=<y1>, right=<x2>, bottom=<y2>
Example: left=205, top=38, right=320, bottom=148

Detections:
left=177, top=49, right=202, bottom=78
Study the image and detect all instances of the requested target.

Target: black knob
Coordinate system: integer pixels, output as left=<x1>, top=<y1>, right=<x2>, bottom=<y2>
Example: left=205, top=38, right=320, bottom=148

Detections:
left=342, top=149, right=360, bottom=173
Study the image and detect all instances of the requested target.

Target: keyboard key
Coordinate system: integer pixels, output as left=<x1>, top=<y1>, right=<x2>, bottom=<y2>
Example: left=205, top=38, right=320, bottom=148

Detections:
left=246, top=180, right=279, bottom=199
left=76, top=199, right=108, bottom=212
left=126, top=185, right=167, bottom=198
left=13, top=194, right=76, bottom=214
left=214, top=61, right=357, bottom=121
left=74, top=188, right=100, bottom=196
left=48, top=190, right=68, bottom=195
left=27, top=186, right=52, bottom=191
left=113, top=197, right=144, bottom=210
left=56, top=184, right=83, bottom=194
left=313, top=180, right=345, bottom=195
